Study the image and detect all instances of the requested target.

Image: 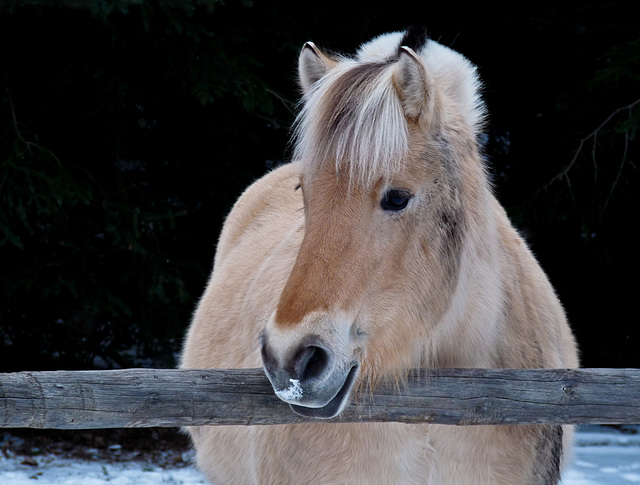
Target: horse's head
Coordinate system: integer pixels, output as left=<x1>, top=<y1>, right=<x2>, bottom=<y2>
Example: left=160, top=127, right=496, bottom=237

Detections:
left=260, top=28, right=488, bottom=418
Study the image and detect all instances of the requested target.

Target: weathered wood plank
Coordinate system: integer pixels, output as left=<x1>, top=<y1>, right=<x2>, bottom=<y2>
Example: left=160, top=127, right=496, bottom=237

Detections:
left=0, top=368, right=638, bottom=429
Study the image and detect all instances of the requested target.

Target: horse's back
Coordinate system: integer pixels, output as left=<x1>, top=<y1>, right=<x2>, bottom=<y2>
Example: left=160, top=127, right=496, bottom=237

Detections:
left=213, top=162, right=304, bottom=271
left=181, top=161, right=303, bottom=371
left=181, top=162, right=306, bottom=484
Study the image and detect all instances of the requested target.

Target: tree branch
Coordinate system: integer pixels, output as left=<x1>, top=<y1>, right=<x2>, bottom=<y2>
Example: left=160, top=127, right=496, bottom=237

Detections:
left=545, top=98, right=640, bottom=190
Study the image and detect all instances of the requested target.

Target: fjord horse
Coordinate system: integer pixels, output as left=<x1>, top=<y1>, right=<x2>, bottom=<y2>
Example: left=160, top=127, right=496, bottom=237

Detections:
left=181, top=28, right=579, bottom=484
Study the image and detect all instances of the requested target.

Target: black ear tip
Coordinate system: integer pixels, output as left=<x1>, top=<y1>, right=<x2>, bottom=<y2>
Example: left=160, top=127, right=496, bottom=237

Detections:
left=399, top=25, right=430, bottom=54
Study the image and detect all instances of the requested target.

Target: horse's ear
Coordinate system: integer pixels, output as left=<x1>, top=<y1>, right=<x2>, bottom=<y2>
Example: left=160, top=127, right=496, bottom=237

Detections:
left=393, top=46, right=430, bottom=121
left=299, top=42, right=334, bottom=93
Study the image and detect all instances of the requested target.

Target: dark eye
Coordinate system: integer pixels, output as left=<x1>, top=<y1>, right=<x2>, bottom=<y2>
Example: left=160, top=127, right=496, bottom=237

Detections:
left=380, top=189, right=412, bottom=212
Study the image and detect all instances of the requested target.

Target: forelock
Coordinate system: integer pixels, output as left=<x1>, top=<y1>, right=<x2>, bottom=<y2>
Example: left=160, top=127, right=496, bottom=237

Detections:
left=293, top=58, right=410, bottom=188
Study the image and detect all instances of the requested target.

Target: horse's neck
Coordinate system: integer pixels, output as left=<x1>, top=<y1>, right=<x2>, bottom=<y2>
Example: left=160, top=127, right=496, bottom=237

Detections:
left=428, top=194, right=507, bottom=368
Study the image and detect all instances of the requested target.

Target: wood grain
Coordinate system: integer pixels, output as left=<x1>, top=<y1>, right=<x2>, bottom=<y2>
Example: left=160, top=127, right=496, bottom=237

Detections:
left=1, top=368, right=638, bottom=429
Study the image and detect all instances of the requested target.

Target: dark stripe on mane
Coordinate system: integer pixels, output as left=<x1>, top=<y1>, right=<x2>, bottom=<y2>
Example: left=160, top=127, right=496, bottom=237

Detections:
left=399, top=25, right=429, bottom=54
left=323, top=61, right=393, bottom=134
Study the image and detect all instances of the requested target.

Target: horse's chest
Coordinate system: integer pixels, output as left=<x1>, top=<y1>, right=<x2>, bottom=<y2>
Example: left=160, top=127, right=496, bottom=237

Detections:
left=251, top=423, right=431, bottom=484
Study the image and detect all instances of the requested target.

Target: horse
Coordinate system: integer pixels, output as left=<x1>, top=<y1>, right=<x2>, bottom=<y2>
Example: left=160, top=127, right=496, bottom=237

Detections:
left=181, top=27, right=579, bottom=484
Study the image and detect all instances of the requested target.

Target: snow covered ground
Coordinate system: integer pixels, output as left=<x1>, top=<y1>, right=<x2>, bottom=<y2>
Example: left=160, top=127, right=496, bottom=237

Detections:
left=561, top=425, right=640, bottom=484
left=1, top=426, right=638, bottom=484
left=0, top=457, right=207, bottom=485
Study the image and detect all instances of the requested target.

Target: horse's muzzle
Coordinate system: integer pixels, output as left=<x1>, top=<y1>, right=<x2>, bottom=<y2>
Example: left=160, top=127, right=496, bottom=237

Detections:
left=259, top=331, right=359, bottom=419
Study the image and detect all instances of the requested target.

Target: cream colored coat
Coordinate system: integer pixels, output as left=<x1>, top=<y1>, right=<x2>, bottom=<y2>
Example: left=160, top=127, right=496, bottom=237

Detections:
left=181, top=30, right=579, bottom=485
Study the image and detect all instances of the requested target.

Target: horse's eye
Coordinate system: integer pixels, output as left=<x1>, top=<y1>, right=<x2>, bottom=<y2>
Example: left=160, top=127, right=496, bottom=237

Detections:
left=380, top=189, right=412, bottom=212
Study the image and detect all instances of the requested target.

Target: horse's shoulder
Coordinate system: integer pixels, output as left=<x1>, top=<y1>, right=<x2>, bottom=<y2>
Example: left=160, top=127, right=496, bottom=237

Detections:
left=215, top=162, right=302, bottom=265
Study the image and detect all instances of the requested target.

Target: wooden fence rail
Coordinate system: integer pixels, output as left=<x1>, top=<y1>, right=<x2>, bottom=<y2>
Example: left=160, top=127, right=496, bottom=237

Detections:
left=1, top=368, right=638, bottom=429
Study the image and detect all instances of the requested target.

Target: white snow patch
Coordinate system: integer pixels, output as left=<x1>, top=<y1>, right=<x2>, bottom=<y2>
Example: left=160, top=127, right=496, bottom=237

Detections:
left=0, top=454, right=207, bottom=485
left=559, top=425, right=640, bottom=485
left=275, top=378, right=303, bottom=401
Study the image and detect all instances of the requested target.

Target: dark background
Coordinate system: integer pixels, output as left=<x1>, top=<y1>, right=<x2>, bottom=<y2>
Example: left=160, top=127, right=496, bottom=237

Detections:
left=1, top=0, right=638, bottom=372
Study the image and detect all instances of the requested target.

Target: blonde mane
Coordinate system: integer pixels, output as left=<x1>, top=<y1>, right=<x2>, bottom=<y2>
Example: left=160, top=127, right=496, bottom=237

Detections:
left=292, top=32, right=486, bottom=187
left=293, top=59, right=408, bottom=187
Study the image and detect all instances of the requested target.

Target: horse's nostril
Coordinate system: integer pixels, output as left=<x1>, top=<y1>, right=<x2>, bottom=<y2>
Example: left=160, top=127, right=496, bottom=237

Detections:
left=296, top=345, right=330, bottom=381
